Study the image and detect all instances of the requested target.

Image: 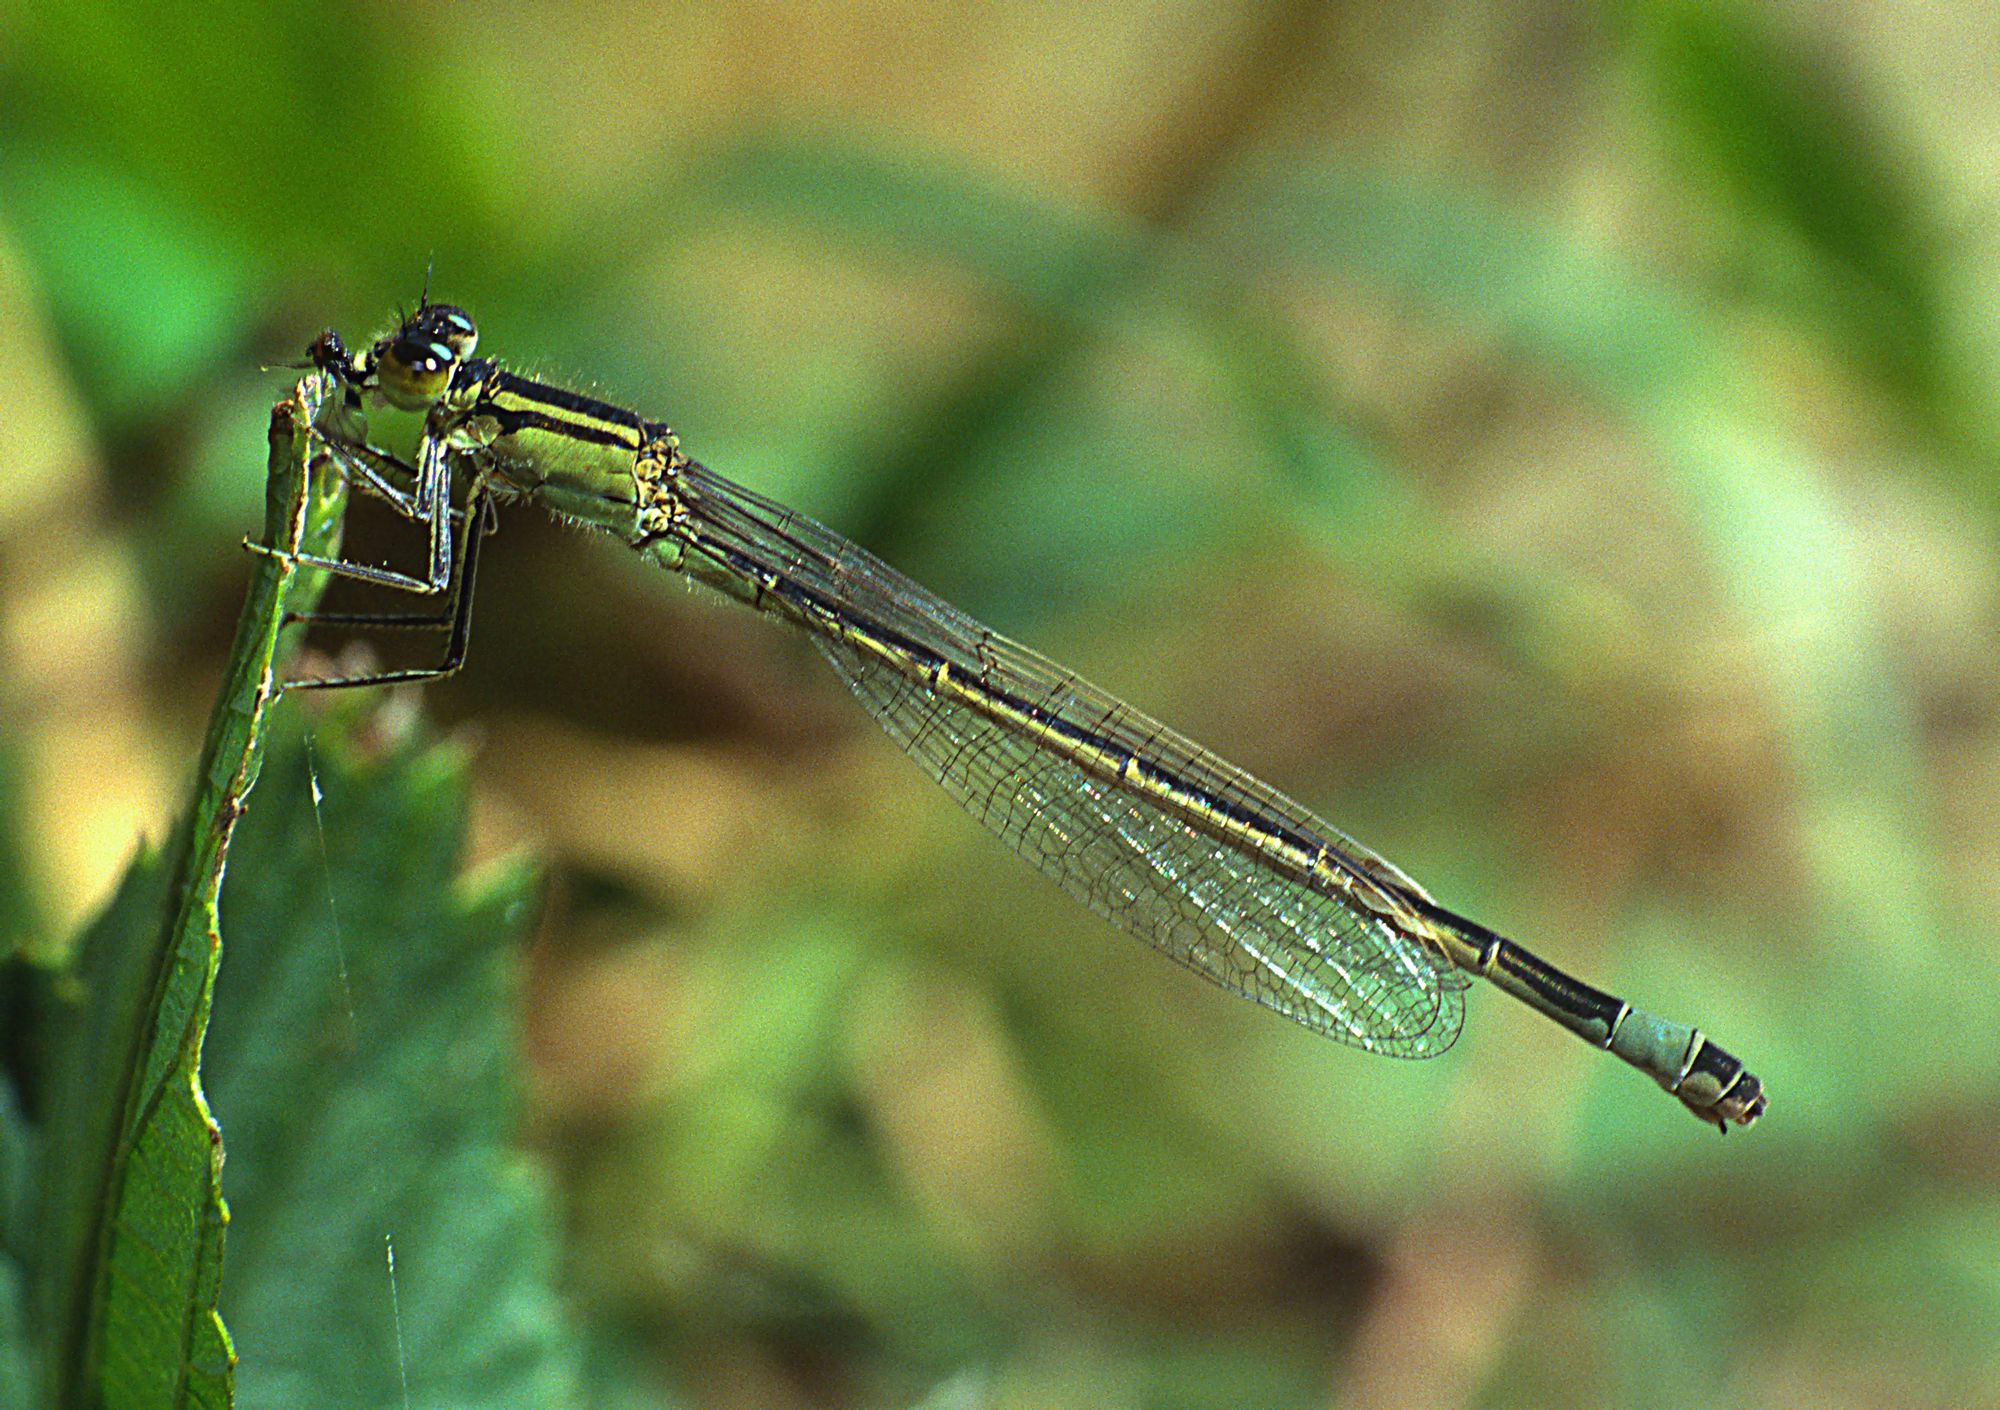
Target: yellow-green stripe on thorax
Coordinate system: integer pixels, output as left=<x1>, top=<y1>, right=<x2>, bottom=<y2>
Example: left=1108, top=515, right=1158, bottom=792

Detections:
left=437, top=361, right=653, bottom=535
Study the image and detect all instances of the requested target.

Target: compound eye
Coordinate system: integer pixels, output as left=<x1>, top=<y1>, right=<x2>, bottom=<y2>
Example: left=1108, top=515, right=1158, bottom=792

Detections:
left=363, top=302, right=481, bottom=409
left=427, top=305, right=479, bottom=360
left=377, top=329, right=462, bottom=410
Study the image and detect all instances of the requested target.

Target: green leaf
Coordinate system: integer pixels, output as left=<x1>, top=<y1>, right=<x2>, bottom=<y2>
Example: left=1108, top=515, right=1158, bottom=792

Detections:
left=17, top=369, right=578, bottom=1406
left=21, top=383, right=346, bottom=1409
left=2, top=1074, right=33, bottom=1408
left=0, top=721, right=46, bottom=964
left=204, top=712, right=578, bottom=1408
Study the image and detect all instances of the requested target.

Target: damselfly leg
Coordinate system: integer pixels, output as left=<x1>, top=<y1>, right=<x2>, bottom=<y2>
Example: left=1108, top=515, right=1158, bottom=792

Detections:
left=244, top=380, right=495, bottom=689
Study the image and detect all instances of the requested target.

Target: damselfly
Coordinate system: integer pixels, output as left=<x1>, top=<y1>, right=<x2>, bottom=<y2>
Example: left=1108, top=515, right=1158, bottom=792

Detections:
left=258, top=300, right=1767, bottom=1131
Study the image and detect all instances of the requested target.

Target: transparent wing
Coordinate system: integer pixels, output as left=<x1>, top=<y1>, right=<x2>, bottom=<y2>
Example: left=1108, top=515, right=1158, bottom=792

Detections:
left=814, top=631, right=1466, bottom=1057
left=677, top=459, right=1467, bottom=1054
left=681, top=462, right=1465, bottom=934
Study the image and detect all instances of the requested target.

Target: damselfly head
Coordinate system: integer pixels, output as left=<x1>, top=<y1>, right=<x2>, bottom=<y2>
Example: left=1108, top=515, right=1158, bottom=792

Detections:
left=373, top=304, right=479, bottom=411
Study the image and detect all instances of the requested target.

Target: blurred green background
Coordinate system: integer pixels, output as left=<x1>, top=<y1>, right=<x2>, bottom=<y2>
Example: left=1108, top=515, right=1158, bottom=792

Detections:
left=4, top=1, right=2000, bottom=1406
